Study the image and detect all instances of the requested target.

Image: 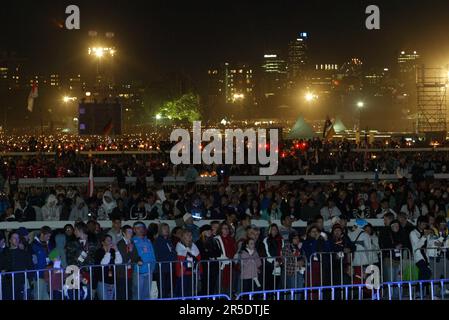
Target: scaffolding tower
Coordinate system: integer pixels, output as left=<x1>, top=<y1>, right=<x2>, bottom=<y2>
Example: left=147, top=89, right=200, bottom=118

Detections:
left=416, top=65, right=448, bottom=133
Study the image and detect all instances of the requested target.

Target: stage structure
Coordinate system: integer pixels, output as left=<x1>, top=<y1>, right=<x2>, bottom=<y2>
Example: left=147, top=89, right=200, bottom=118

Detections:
left=416, top=65, right=448, bottom=137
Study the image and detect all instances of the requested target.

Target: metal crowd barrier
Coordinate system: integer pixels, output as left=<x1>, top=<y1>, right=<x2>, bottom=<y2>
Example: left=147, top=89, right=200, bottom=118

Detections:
left=236, top=278, right=449, bottom=301
left=1, top=247, right=447, bottom=301
left=307, top=248, right=412, bottom=300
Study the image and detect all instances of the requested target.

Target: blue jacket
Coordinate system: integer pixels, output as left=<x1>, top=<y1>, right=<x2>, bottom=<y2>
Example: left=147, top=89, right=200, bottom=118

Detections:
left=31, top=238, right=50, bottom=278
left=301, top=238, right=331, bottom=261
left=132, top=236, right=156, bottom=274
left=154, top=236, right=177, bottom=273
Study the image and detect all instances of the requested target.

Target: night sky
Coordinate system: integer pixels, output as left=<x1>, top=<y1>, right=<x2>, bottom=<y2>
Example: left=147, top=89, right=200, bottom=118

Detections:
left=3, top=0, right=449, bottom=83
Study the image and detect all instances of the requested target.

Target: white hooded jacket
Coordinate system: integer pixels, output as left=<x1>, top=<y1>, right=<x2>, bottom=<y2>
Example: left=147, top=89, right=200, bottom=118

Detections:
left=42, top=194, right=61, bottom=221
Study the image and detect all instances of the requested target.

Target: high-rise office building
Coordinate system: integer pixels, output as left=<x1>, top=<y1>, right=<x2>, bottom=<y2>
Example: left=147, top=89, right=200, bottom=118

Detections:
left=287, top=32, right=308, bottom=85
left=206, top=62, right=255, bottom=105
left=398, top=50, right=420, bottom=84
left=309, top=63, right=339, bottom=96
left=260, top=53, right=287, bottom=98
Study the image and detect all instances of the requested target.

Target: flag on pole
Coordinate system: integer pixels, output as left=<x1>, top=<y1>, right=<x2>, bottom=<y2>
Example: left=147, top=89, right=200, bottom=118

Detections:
left=322, top=116, right=335, bottom=141
left=27, top=82, right=38, bottom=112
left=103, top=119, right=114, bottom=136
left=88, top=163, right=94, bottom=197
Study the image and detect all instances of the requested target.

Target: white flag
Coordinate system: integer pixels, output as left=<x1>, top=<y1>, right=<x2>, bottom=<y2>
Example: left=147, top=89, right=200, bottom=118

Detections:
left=88, top=164, right=94, bottom=197
left=27, top=82, right=38, bottom=112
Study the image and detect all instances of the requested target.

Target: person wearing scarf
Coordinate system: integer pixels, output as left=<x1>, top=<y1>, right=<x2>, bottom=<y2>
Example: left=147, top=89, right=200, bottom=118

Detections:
left=175, top=229, right=202, bottom=297
left=214, top=222, right=236, bottom=294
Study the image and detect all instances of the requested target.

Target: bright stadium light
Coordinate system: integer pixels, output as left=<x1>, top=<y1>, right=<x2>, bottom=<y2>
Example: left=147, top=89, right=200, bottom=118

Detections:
left=305, top=92, right=317, bottom=102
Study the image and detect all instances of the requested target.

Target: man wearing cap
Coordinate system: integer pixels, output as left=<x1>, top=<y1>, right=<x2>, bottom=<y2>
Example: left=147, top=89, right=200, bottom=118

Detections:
left=132, top=221, right=156, bottom=300
left=183, top=213, right=200, bottom=243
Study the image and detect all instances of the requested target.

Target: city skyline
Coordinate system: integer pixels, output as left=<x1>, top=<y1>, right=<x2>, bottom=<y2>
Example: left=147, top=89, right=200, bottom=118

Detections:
left=4, top=0, right=449, bottom=81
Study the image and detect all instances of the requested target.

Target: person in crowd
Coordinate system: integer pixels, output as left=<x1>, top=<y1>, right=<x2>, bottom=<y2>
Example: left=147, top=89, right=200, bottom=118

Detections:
left=329, top=223, right=355, bottom=287
left=54, top=233, right=68, bottom=268
left=400, top=197, right=428, bottom=221
left=214, top=222, right=237, bottom=294
left=98, top=190, right=117, bottom=220
left=364, top=223, right=380, bottom=266
left=302, top=224, right=331, bottom=300
left=64, top=224, right=76, bottom=242
left=262, top=224, right=284, bottom=292
left=426, top=215, right=449, bottom=295
left=279, top=215, right=294, bottom=241
left=31, top=226, right=52, bottom=300
left=210, top=220, right=220, bottom=237
left=410, top=215, right=432, bottom=298
left=300, top=198, right=320, bottom=222
left=240, top=238, right=262, bottom=293
left=235, top=214, right=252, bottom=243
left=132, top=221, right=156, bottom=300
left=129, top=197, right=147, bottom=220
left=196, top=224, right=221, bottom=296
left=171, top=226, right=183, bottom=247
left=175, top=229, right=202, bottom=297
left=320, top=199, right=342, bottom=221
left=69, top=196, right=88, bottom=221
left=95, top=234, right=123, bottom=300
left=41, top=194, right=61, bottom=221
left=377, top=199, right=397, bottom=219
left=348, top=219, right=373, bottom=290
left=381, top=219, right=408, bottom=299
left=397, top=211, right=414, bottom=250
left=111, top=198, right=128, bottom=220
left=65, top=221, right=98, bottom=300
left=154, top=223, right=177, bottom=298
left=44, top=249, right=64, bottom=300
left=0, top=231, right=34, bottom=300
left=281, top=231, right=305, bottom=298
left=183, top=213, right=200, bottom=243
left=14, top=193, right=36, bottom=222
left=107, top=217, right=123, bottom=245
left=117, top=225, right=140, bottom=300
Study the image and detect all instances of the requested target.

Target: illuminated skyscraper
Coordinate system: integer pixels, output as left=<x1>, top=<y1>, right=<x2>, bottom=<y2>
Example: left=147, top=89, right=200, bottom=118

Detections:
left=287, top=32, right=308, bottom=85
left=398, top=50, right=420, bottom=84
left=260, top=53, right=287, bottom=98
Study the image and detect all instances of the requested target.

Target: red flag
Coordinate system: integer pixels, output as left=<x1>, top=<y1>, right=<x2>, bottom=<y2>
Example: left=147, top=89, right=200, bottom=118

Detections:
left=27, top=82, right=38, bottom=112
left=103, top=119, right=114, bottom=136
left=88, top=164, right=94, bottom=197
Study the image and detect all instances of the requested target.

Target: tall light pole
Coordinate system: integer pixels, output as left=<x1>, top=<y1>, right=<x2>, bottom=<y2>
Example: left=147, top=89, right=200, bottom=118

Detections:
left=357, top=101, right=365, bottom=131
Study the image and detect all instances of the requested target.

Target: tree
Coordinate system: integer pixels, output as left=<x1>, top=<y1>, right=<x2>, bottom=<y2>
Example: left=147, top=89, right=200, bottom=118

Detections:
left=157, top=93, right=201, bottom=122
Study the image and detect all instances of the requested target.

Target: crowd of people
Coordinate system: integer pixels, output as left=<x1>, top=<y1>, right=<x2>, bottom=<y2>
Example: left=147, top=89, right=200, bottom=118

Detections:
left=1, top=171, right=449, bottom=300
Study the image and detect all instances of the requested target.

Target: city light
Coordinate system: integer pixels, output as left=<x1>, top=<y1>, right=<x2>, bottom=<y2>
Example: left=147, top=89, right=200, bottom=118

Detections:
left=85, top=92, right=92, bottom=97
left=155, top=114, right=162, bottom=120
left=233, top=93, right=245, bottom=102
left=305, top=92, right=317, bottom=102
left=63, top=96, right=77, bottom=103
left=88, top=47, right=116, bottom=58
left=357, top=101, right=365, bottom=108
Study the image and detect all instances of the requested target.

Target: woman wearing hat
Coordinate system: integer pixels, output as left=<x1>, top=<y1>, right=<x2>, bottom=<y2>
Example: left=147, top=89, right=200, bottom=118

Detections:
left=196, top=224, right=220, bottom=296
